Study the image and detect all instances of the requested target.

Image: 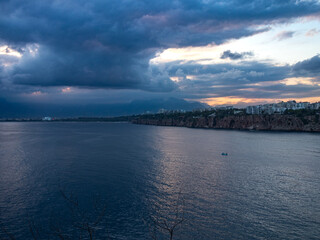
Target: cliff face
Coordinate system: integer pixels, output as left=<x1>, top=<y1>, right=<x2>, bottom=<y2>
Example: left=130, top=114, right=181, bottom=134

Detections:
left=132, top=114, right=320, bottom=132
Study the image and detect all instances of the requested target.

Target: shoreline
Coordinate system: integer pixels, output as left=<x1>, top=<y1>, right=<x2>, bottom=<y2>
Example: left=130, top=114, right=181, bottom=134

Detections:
left=131, top=114, right=320, bottom=133
left=2, top=113, right=320, bottom=133
left=132, top=121, right=320, bottom=133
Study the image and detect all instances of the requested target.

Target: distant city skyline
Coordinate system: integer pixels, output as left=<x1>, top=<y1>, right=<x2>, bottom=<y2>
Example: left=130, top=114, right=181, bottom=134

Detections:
left=1, top=0, right=320, bottom=116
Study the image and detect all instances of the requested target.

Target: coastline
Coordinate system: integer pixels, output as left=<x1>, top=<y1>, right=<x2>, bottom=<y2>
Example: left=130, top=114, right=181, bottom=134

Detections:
left=131, top=114, right=320, bottom=133
left=2, top=113, right=320, bottom=133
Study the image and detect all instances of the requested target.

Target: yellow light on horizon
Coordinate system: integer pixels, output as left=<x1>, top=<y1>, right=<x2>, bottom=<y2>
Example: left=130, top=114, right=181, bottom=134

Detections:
left=282, top=77, right=318, bottom=86
left=197, top=96, right=320, bottom=107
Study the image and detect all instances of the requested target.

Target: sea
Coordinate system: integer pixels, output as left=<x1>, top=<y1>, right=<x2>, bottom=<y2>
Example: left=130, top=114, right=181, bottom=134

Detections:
left=0, top=122, right=319, bottom=239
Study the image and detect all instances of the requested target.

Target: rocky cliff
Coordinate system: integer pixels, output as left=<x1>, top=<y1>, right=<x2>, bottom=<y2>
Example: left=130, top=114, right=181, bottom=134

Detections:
left=132, top=114, right=320, bottom=132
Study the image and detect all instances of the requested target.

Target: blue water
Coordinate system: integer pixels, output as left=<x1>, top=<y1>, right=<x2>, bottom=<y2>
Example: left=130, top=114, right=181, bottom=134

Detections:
left=0, top=122, right=319, bottom=239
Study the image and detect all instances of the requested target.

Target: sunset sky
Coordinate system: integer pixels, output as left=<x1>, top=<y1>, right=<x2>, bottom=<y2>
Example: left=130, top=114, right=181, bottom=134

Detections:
left=1, top=0, right=320, bottom=116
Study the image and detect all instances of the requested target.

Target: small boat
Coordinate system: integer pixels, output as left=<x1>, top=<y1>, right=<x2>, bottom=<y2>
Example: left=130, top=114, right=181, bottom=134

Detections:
left=221, top=153, right=228, bottom=156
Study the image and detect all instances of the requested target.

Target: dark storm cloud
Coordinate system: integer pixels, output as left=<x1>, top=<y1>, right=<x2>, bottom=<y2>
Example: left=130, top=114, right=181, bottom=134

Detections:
left=155, top=59, right=320, bottom=100
left=162, top=60, right=290, bottom=84
left=293, top=54, right=320, bottom=76
left=220, top=50, right=253, bottom=60
left=0, top=54, right=19, bottom=67
left=1, top=0, right=320, bottom=91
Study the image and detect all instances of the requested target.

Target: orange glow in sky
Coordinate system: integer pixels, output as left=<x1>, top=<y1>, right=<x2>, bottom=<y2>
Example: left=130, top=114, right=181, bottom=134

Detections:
left=198, top=96, right=320, bottom=107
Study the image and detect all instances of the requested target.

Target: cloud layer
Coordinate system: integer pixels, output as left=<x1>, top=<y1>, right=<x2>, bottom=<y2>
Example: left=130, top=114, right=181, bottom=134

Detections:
left=220, top=50, right=253, bottom=60
left=1, top=0, right=320, bottom=90
left=294, top=54, right=320, bottom=76
left=0, top=0, right=320, bottom=114
left=276, top=31, right=295, bottom=41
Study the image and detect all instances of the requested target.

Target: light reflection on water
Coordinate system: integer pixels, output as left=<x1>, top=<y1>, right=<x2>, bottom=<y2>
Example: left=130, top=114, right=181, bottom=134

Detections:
left=0, top=122, right=319, bottom=239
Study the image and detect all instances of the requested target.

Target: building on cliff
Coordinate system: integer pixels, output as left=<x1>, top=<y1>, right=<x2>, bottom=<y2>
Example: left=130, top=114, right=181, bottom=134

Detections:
left=246, top=101, right=320, bottom=115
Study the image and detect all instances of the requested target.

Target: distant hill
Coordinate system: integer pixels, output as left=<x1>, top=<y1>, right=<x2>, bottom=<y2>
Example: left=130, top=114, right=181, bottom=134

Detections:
left=125, top=98, right=208, bottom=114
left=0, top=97, right=208, bottom=118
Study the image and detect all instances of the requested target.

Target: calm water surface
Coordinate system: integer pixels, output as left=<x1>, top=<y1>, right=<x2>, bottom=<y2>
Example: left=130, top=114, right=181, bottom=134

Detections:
left=0, top=122, right=319, bottom=239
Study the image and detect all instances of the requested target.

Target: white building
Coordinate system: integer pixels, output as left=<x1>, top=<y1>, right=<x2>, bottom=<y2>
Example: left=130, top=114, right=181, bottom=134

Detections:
left=42, top=117, right=52, bottom=121
left=245, top=100, right=314, bottom=115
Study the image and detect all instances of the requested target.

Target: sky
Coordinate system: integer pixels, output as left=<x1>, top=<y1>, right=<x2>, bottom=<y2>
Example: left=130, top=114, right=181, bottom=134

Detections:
left=0, top=0, right=320, bottom=116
